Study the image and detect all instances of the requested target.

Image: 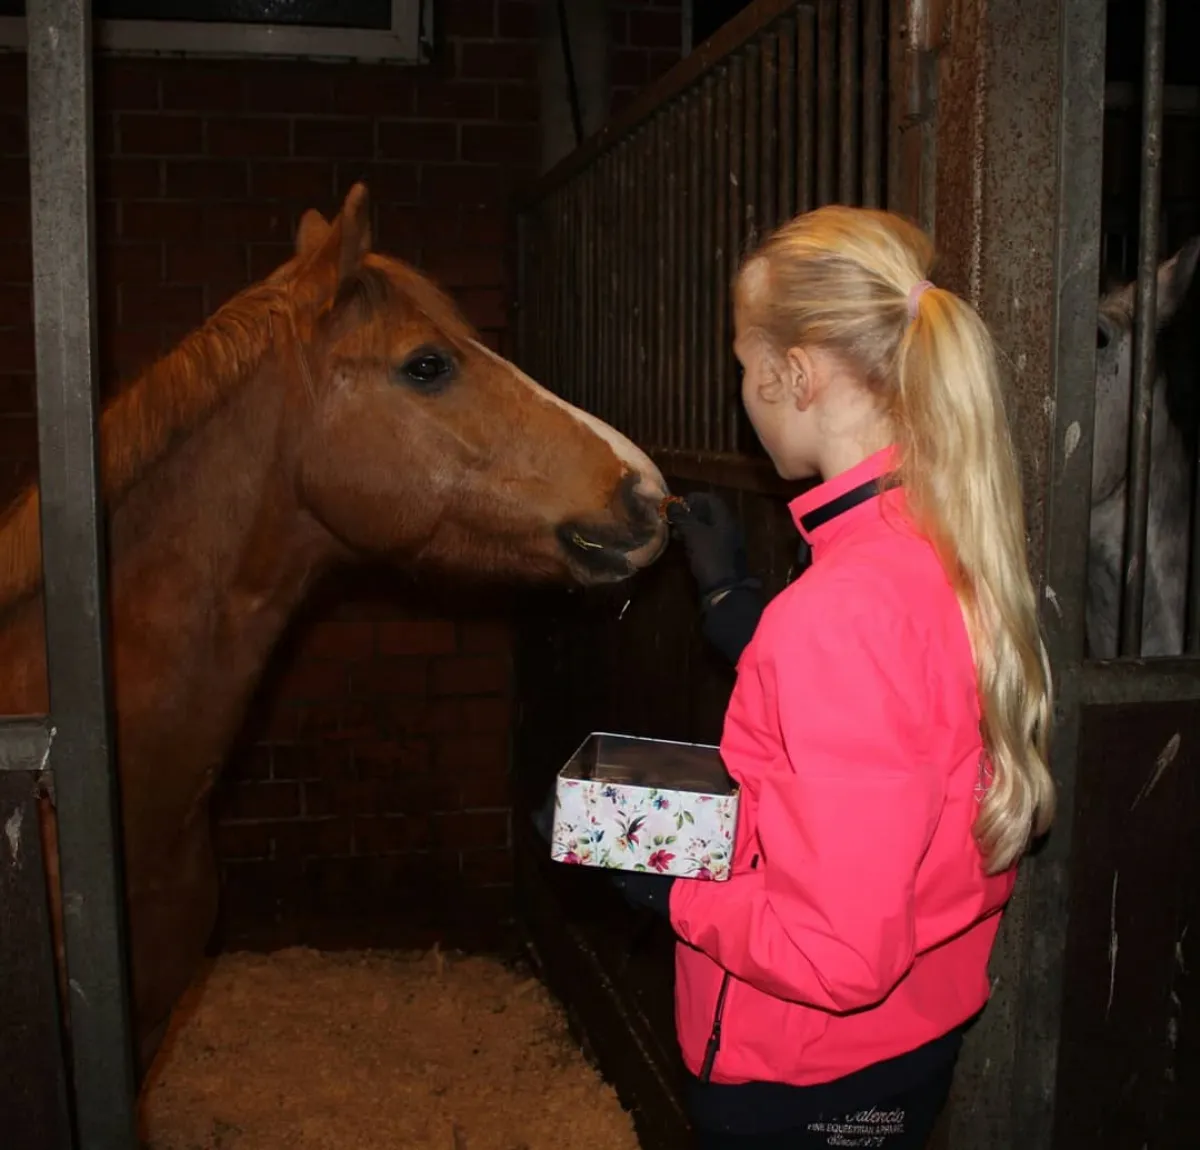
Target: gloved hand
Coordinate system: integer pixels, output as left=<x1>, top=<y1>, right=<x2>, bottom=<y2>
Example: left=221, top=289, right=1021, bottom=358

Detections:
left=609, top=868, right=677, bottom=918
left=666, top=492, right=760, bottom=604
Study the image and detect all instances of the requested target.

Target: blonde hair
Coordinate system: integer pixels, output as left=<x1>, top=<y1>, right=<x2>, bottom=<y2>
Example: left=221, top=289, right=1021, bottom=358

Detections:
left=736, top=205, right=1054, bottom=874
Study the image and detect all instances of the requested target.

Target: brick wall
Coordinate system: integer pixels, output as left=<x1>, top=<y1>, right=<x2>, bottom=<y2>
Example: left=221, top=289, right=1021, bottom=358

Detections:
left=609, top=1, right=685, bottom=115
left=0, top=0, right=685, bottom=952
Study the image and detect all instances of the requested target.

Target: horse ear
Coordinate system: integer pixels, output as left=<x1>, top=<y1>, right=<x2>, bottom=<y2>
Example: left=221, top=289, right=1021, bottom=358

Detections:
left=295, top=209, right=331, bottom=258
left=335, top=182, right=372, bottom=280
left=1158, top=236, right=1200, bottom=325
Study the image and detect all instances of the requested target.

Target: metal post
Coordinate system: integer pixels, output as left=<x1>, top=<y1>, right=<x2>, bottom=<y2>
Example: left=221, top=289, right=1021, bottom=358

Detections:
left=26, top=1, right=138, bottom=1146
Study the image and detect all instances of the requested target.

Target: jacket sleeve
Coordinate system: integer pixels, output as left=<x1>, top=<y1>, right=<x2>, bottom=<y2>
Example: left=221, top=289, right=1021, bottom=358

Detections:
left=669, top=580, right=946, bottom=1013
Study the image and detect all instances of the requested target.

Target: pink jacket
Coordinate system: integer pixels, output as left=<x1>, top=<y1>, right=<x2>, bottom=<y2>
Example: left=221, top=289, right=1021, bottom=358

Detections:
left=669, top=448, right=1018, bottom=1087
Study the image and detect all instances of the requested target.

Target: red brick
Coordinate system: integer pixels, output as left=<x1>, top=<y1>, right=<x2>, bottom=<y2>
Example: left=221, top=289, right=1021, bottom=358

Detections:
left=424, top=246, right=506, bottom=289
left=0, top=115, right=27, bottom=156
left=227, top=746, right=273, bottom=782
left=120, top=284, right=204, bottom=327
left=496, top=83, right=538, bottom=123
left=330, top=69, right=415, bottom=117
left=0, top=206, right=28, bottom=244
left=166, top=242, right=246, bottom=283
left=295, top=620, right=376, bottom=661
left=100, top=243, right=163, bottom=284
left=302, top=780, right=339, bottom=817
left=446, top=0, right=496, bottom=37
left=122, top=200, right=203, bottom=241
left=214, top=821, right=273, bottom=860
left=458, top=206, right=508, bottom=245
left=355, top=740, right=432, bottom=777
left=94, top=116, right=118, bottom=158
left=629, top=8, right=682, bottom=49
left=415, top=82, right=496, bottom=121
left=0, top=60, right=26, bottom=108
left=461, top=697, right=510, bottom=733
left=498, top=1, right=537, bottom=39
left=94, top=59, right=160, bottom=111
left=435, top=732, right=507, bottom=774
left=459, top=41, right=538, bottom=82
left=349, top=657, right=427, bottom=697
left=374, top=205, right=423, bottom=257
left=609, top=9, right=629, bottom=45
left=269, top=744, right=319, bottom=780
left=161, top=66, right=245, bottom=112
left=354, top=814, right=430, bottom=854
left=105, top=328, right=167, bottom=380
left=377, top=618, right=457, bottom=656
left=251, top=160, right=334, bottom=202
left=462, top=123, right=538, bottom=165
left=0, top=373, right=32, bottom=415
left=455, top=287, right=505, bottom=329
left=274, top=817, right=352, bottom=859
left=420, top=163, right=511, bottom=208
left=430, top=654, right=508, bottom=696
left=0, top=330, right=34, bottom=373
left=460, top=847, right=513, bottom=885
left=119, top=114, right=202, bottom=155
left=248, top=243, right=295, bottom=281
left=459, top=619, right=511, bottom=652
left=0, top=413, right=35, bottom=459
left=96, top=158, right=161, bottom=201
left=648, top=49, right=681, bottom=81
left=337, top=162, right=419, bottom=206
left=378, top=120, right=459, bottom=162
left=165, top=160, right=247, bottom=200
left=222, top=781, right=302, bottom=821
left=244, top=64, right=334, bottom=115
left=204, top=201, right=290, bottom=242
left=433, top=809, right=509, bottom=850
left=275, top=659, right=348, bottom=700
left=0, top=284, right=30, bottom=328
left=457, top=769, right=511, bottom=809
left=207, top=117, right=290, bottom=158
left=611, top=49, right=650, bottom=89
left=294, top=118, right=373, bottom=159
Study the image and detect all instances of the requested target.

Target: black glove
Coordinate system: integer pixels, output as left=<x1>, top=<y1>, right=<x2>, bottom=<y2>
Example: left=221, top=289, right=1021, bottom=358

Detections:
left=667, top=492, right=761, bottom=604
left=530, top=782, right=556, bottom=844
left=609, top=868, right=677, bottom=918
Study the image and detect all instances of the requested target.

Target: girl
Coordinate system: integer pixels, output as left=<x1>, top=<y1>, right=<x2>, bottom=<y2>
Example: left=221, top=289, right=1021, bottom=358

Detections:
left=612, top=205, right=1056, bottom=1147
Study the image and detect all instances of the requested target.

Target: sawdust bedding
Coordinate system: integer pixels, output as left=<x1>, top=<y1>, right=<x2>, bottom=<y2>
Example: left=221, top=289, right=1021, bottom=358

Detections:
left=140, top=946, right=642, bottom=1150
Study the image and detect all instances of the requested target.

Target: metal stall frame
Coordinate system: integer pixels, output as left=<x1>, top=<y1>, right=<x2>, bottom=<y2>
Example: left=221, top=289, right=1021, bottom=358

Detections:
left=0, top=2, right=138, bottom=1148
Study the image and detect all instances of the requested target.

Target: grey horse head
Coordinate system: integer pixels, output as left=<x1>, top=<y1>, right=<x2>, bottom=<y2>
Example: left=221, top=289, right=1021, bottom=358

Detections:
left=1088, top=235, right=1200, bottom=658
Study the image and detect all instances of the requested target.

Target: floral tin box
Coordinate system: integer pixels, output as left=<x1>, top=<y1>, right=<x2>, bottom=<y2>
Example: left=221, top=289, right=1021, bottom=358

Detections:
left=549, top=731, right=740, bottom=881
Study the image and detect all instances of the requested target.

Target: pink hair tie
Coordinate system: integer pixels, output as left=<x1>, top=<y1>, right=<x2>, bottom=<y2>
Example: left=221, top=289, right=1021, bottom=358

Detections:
left=907, top=279, right=934, bottom=320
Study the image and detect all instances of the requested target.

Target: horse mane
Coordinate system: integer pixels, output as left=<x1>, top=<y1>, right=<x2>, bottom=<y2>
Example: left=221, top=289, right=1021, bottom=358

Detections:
left=0, top=274, right=301, bottom=613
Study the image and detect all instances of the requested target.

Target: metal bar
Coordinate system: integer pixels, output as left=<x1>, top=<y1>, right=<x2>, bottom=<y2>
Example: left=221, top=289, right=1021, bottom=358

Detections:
left=1189, top=430, right=1200, bottom=653
left=838, top=0, right=860, bottom=203
left=1080, top=658, right=1200, bottom=706
left=698, top=78, right=716, bottom=455
left=760, top=28, right=778, bottom=234
left=0, top=763, right=73, bottom=1150
left=27, top=0, right=139, bottom=1143
left=777, top=15, right=796, bottom=220
left=797, top=6, right=816, bottom=214
left=654, top=111, right=668, bottom=448
left=743, top=42, right=761, bottom=252
left=712, top=69, right=730, bottom=454
left=685, top=93, right=701, bottom=451
left=1119, top=0, right=1167, bottom=656
left=1007, top=0, right=1108, bottom=1142
left=634, top=129, right=649, bottom=445
left=862, top=0, right=884, bottom=208
left=617, top=142, right=631, bottom=437
left=816, top=0, right=837, bottom=206
left=727, top=54, right=745, bottom=452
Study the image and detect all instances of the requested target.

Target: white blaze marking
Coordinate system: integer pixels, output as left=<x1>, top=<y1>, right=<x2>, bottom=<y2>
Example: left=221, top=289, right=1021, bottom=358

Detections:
left=469, top=340, right=667, bottom=497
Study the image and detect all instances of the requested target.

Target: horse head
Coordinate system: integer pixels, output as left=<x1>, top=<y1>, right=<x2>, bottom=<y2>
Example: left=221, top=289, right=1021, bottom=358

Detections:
left=1089, top=234, right=1200, bottom=656
left=277, top=184, right=670, bottom=586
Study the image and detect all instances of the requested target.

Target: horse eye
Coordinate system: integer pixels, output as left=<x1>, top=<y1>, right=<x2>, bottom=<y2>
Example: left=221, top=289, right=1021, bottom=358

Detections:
left=1097, top=327, right=1110, bottom=351
left=397, top=350, right=454, bottom=391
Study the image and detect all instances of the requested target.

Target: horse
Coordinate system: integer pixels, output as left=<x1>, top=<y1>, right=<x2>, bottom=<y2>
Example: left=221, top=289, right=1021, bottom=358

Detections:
left=1088, top=234, right=1200, bottom=658
left=0, top=183, right=671, bottom=1079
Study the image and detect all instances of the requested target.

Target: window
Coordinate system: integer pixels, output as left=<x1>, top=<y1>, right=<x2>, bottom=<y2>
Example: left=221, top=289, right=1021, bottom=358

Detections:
left=0, top=1, right=434, bottom=64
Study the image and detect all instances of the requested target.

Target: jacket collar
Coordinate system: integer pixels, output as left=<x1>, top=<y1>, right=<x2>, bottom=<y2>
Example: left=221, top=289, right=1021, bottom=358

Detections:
left=789, top=446, right=902, bottom=559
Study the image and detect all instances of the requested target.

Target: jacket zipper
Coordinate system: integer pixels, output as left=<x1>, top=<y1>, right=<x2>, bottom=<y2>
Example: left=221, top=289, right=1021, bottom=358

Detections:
left=698, top=852, right=759, bottom=1084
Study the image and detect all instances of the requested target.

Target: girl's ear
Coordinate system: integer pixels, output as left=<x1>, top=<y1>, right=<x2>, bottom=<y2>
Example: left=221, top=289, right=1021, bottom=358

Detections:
left=786, top=346, right=816, bottom=411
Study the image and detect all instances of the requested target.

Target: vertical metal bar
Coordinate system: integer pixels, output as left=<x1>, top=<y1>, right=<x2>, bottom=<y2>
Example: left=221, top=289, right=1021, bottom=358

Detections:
left=727, top=55, right=745, bottom=452
left=1119, top=0, right=1167, bottom=657
left=743, top=43, right=761, bottom=253
left=699, top=77, right=716, bottom=455
left=862, top=0, right=884, bottom=208
left=617, top=142, right=631, bottom=437
left=712, top=69, right=730, bottom=453
left=777, top=15, right=796, bottom=221
left=1189, top=436, right=1200, bottom=652
left=816, top=0, right=837, bottom=205
left=685, top=93, right=701, bottom=451
left=599, top=154, right=612, bottom=425
left=654, top=112, right=668, bottom=447
left=27, top=0, right=139, bottom=1143
left=759, top=28, right=778, bottom=234
left=797, top=6, right=816, bottom=215
left=634, top=128, right=649, bottom=445
left=838, top=0, right=860, bottom=204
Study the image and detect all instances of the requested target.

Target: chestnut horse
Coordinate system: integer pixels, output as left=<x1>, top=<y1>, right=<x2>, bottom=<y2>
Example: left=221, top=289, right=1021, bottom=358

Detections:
left=0, top=184, right=669, bottom=1078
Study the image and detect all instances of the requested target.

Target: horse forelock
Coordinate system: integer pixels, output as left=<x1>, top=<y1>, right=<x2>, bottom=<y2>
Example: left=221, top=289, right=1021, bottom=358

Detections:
left=0, top=270, right=306, bottom=615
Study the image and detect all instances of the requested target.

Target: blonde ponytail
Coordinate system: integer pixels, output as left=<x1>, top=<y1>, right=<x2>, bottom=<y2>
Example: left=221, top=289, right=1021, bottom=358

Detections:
left=737, top=205, right=1054, bottom=874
